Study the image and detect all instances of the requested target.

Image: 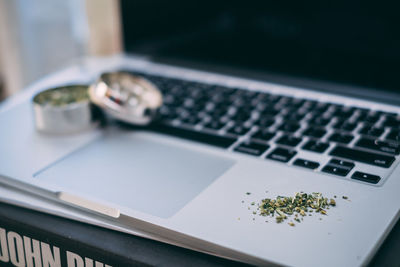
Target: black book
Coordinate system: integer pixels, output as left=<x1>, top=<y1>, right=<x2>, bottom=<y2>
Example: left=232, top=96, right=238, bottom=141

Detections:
left=0, top=202, right=248, bottom=267
left=1, top=201, right=400, bottom=267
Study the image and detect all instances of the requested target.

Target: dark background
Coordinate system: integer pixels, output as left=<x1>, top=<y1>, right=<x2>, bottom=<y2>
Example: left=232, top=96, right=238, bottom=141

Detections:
left=121, top=0, right=399, bottom=95
left=0, top=76, right=4, bottom=101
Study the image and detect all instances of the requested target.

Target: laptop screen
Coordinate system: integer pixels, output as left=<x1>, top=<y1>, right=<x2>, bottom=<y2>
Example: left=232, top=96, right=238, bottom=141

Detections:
left=121, top=1, right=399, bottom=96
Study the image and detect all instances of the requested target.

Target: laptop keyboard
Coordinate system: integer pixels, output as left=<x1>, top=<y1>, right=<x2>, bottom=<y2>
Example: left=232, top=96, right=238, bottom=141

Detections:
left=129, top=71, right=400, bottom=185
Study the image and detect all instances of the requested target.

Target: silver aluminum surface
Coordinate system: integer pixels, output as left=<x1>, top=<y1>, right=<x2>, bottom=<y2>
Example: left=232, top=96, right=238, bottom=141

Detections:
left=33, top=85, right=98, bottom=134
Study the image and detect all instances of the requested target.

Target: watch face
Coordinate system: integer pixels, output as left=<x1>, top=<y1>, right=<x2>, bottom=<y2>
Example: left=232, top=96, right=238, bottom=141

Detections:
left=33, top=85, right=90, bottom=107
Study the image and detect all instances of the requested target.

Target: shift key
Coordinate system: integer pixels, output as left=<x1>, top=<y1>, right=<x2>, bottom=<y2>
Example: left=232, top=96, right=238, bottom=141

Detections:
left=329, top=146, right=395, bottom=168
left=234, top=141, right=269, bottom=156
left=355, top=138, right=400, bottom=155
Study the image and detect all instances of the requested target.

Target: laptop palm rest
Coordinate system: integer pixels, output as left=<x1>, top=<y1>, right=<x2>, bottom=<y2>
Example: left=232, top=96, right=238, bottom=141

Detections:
left=34, top=132, right=235, bottom=218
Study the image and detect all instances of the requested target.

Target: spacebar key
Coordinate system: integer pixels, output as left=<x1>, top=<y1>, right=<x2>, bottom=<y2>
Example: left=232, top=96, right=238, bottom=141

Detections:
left=329, top=146, right=395, bottom=168
left=151, top=125, right=237, bottom=148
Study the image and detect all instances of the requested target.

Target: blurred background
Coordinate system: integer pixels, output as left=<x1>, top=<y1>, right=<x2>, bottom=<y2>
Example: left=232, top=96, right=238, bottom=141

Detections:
left=0, top=0, right=122, bottom=102
left=1, top=0, right=399, bottom=103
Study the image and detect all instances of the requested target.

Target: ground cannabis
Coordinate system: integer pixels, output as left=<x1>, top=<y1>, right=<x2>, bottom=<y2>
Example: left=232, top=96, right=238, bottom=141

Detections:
left=34, top=85, right=89, bottom=107
left=252, top=192, right=338, bottom=225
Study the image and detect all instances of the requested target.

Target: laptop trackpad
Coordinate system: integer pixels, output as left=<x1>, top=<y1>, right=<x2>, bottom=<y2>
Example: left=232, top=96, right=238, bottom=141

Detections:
left=35, top=133, right=235, bottom=218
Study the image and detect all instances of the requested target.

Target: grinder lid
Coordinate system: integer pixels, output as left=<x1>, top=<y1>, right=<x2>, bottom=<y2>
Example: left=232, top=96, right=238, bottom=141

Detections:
left=89, top=72, right=163, bottom=125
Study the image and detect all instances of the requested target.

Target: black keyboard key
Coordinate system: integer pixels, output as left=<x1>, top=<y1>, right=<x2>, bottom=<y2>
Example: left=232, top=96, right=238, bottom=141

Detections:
left=381, top=111, right=398, bottom=117
left=342, top=122, right=357, bottom=132
left=203, top=120, right=226, bottom=131
left=226, top=124, right=251, bottom=136
left=254, top=117, right=275, bottom=128
left=303, top=127, right=327, bottom=138
left=351, top=171, right=381, bottom=184
left=276, top=135, right=302, bottom=147
left=308, top=116, right=331, bottom=127
left=328, top=159, right=355, bottom=170
left=277, top=96, right=293, bottom=106
left=181, top=116, right=202, bottom=125
left=321, top=165, right=351, bottom=176
left=364, top=114, right=380, bottom=124
left=359, top=126, right=384, bottom=137
left=302, top=140, right=330, bottom=153
left=159, top=106, right=177, bottom=120
left=332, top=107, right=355, bottom=119
left=266, top=147, right=297, bottom=163
left=282, top=112, right=306, bottom=121
left=196, top=110, right=211, bottom=121
left=163, top=94, right=177, bottom=105
left=150, top=124, right=237, bottom=148
left=288, top=98, right=306, bottom=108
left=260, top=107, right=280, bottom=117
left=234, top=141, right=269, bottom=156
left=231, top=97, right=246, bottom=108
left=333, top=120, right=357, bottom=132
left=254, top=102, right=268, bottom=111
left=328, top=132, right=354, bottom=144
left=204, top=102, right=216, bottom=112
left=329, top=103, right=343, bottom=111
left=278, top=122, right=301, bottom=133
left=311, top=103, right=330, bottom=114
left=251, top=129, right=275, bottom=141
left=329, top=146, right=395, bottom=168
left=183, top=98, right=196, bottom=108
left=267, top=94, right=282, bottom=103
left=230, top=110, right=251, bottom=123
left=302, top=100, right=317, bottom=110
left=210, top=94, right=225, bottom=103
left=354, top=111, right=368, bottom=121
left=293, top=158, right=320, bottom=169
left=382, top=117, right=400, bottom=129
left=208, top=108, right=228, bottom=119
left=355, top=138, right=400, bottom=155
left=356, top=112, right=380, bottom=124
left=177, top=107, right=192, bottom=119
left=386, top=130, right=400, bottom=142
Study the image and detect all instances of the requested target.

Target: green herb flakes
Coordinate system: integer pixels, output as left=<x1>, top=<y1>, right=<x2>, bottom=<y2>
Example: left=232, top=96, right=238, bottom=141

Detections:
left=34, top=85, right=89, bottom=107
left=251, top=192, right=343, bottom=225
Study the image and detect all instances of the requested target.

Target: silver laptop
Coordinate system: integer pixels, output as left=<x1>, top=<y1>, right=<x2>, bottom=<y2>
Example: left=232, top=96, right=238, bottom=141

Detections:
left=1, top=1, right=400, bottom=266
